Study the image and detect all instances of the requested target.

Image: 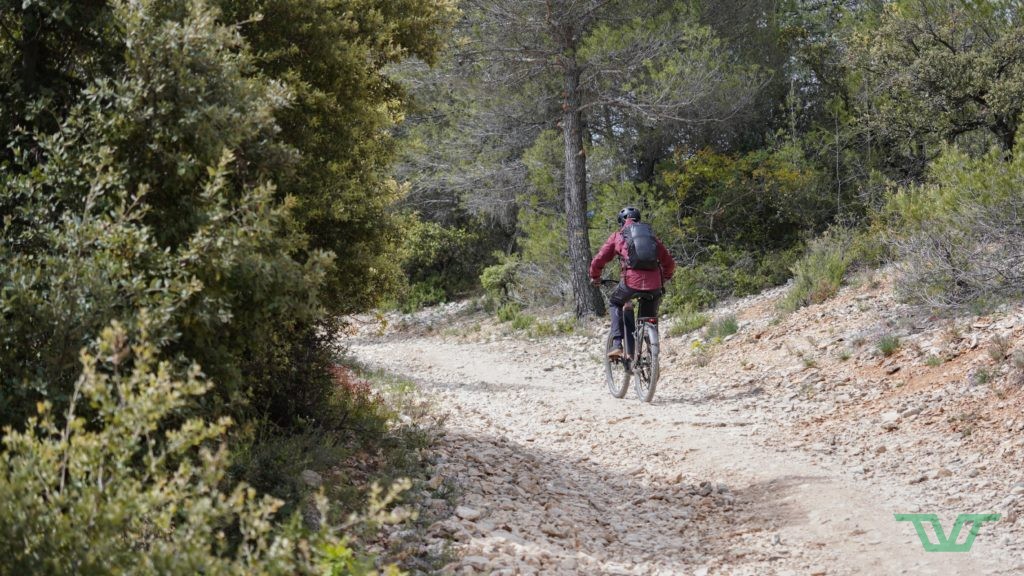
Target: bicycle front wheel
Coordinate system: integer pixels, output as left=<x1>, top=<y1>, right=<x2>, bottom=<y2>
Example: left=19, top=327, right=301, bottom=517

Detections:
left=604, top=331, right=630, bottom=398
left=633, top=325, right=660, bottom=402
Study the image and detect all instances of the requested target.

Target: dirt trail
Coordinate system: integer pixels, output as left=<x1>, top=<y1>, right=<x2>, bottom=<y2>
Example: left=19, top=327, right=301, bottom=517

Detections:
left=351, top=332, right=1020, bottom=575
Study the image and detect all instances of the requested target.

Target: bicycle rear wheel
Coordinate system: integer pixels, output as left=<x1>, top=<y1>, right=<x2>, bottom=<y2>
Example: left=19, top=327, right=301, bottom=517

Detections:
left=604, top=331, right=630, bottom=398
left=633, top=326, right=660, bottom=402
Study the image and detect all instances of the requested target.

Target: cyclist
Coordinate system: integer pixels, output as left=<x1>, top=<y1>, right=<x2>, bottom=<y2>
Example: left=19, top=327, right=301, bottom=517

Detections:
left=589, top=206, right=676, bottom=359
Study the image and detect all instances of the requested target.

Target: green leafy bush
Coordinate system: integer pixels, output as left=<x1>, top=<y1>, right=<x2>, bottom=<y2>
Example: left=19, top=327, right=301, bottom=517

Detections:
left=706, top=315, right=739, bottom=340
left=396, top=280, right=448, bottom=313
left=780, top=226, right=884, bottom=313
left=663, top=246, right=801, bottom=314
left=877, top=334, right=901, bottom=357
left=0, top=0, right=332, bottom=430
left=530, top=318, right=576, bottom=337
left=667, top=305, right=709, bottom=337
left=0, top=323, right=344, bottom=575
left=394, top=217, right=493, bottom=311
left=510, top=313, right=536, bottom=331
left=480, top=254, right=522, bottom=304
left=496, top=302, right=522, bottom=323
left=887, top=145, right=1024, bottom=311
left=660, top=146, right=832, bottom=255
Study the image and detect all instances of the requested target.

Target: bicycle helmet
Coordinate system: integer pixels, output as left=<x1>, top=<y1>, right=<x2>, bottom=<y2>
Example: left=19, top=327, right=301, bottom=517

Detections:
left=617, top=206, right=642, bottom=225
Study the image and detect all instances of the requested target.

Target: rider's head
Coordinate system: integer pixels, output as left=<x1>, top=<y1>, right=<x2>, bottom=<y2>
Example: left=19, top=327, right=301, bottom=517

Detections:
left=617, top=206, right=642, bottom=226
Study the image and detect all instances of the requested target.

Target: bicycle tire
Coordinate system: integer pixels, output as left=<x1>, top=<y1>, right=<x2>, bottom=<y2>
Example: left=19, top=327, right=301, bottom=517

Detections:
left=633, top=325, right=659, bottom=402
left=604, top=331, right=630, bottom=398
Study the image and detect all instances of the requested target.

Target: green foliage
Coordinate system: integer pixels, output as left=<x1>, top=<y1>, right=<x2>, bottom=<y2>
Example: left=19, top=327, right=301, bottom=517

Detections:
left=0, top=0, right=332, bottom=429
left=706, top=315, right=739, bottom=341
left=660, top=146, right=832, bottom=254
left=877, top=334, right=901, bottom=357
left=218, top=0, right=457, bottom=314
left=886, top=145, right=1024, bottom=310
left=530, top=317, right=576, bottom=338
left=510, top=313, right=535, bottom=331
left=479, top=254, right=522, bottom=304
left=780, top=226, right=884, bottom=313
left=0, top=323, right=339, bottom=575
left=396, top=281, right=447, bottom=313
left=393, top=216, right=494, bottom=310
left=496, top=302, right=522, bottom=323
left=849, top=0, right=1024, bottom=152
left=0, top=1, right=121, bottom=140
left=515, top=130, right=572, bottom=305
left=664, top=247, right=801, bottom=313
left=971, top=367, right=993, bottom=386
left=668, top=305, right=709, bottom=337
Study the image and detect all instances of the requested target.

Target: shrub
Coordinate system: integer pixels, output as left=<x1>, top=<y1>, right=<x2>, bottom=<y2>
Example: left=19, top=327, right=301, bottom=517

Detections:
left=989, top=335, right=1012, bottom=362
left=971, top=367, right=993, bottom=386
left=496, top=302, right=522, bottom=323
left=888, top=145, right=1024, bottom=311
left=0, top=0, right=332, bottom=431
left=877, top=334, right=901, bottom=357
left=396, top=280, right=448, bottom=313
left=511, top=313, right=535, bottom=331
left=668, top=305, right=709, bottom=337
left=0, top=323, right=349, bottom=575
left=480, top=254, right=522, bottom=304
left=396, top=217, right=491, bottom=310
left=530, top=318, right=576, bottom=337
left=706, top=315, right=739, bottom=340
left=664, top=246, right=801, bottom=313
left=779, top=226, right=884, bottom=313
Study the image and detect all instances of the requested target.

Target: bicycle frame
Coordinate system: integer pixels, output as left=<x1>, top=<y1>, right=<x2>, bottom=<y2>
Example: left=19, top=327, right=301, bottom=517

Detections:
left=620, top=298, right=660, bottom=368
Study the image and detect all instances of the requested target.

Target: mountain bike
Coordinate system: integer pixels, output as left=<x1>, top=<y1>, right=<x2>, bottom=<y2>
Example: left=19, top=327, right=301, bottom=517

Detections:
left=599, top=279, right=661, bottom=402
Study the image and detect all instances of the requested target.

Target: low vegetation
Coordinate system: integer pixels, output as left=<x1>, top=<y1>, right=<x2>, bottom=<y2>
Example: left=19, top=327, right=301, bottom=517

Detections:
left=706, top=315, right=740, bottom=341
left=877, top=334, right=901, bottom=358
left=668, top=306, right=710, bottom=337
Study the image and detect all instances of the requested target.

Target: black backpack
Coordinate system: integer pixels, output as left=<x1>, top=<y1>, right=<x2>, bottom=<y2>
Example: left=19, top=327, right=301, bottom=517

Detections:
left=621, top=222, right=660, bottom=270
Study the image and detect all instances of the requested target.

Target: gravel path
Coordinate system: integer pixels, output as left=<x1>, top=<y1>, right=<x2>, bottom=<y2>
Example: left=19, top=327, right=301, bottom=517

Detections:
left=351, top=333, right=1020, bottom=575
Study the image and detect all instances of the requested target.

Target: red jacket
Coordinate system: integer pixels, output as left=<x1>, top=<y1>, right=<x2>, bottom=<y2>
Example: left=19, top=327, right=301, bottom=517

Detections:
left=589, top=219, right=676, bottom=291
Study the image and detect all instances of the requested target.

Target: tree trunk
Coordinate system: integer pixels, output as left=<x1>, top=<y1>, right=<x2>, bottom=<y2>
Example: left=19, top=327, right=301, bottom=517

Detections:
left=561, top=63, right=605, bottom=318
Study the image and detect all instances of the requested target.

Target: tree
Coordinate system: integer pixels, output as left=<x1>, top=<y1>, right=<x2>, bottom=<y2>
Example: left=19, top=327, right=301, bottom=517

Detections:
left=849, top=0, right=1024, bottom=154
left=217, top=0, right=457, bottom=314
left=457, top=0, right=761, bottom=316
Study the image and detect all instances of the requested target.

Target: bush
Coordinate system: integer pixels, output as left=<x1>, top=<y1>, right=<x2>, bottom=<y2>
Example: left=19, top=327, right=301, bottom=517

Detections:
left=530, top=317, right=576, bottom=337
left=660, top=146, right=833, bottom=256
left=395, top=280, right=448, bottom=313
left=510, top=313, right=536, bottom=331
left=887, top=146, right=1024, bottom=311
left=663, top=246, right=801, bottom=313
left=0, top=323, right=351, bottom=575
left=780, top=226, right=883, bottom=313
left=395, top=217, right=493, bottom=311
left=480, top=254, right=522, bottom=304
left=0, top=0, right=331, bottom=431
left=496, top=302, right=522, bottom=323
left=668, top=305, right=709, bottom=337
left=706, top=315, right=739, bottom=340
left=878, top=334, right=901, bottom=357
